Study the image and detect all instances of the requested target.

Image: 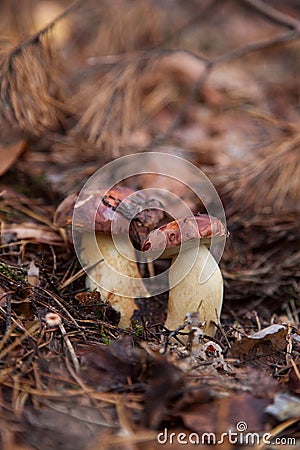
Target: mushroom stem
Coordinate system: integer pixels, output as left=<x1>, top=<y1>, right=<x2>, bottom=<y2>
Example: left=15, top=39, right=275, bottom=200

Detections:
left=81, top=233, right=148, bottom=327
left=165, top=245, right=223, bottom=336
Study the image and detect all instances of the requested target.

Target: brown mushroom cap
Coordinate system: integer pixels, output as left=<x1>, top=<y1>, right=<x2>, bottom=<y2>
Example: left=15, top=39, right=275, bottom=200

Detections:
left=53, top=187, right=132, bottom=233
left=53, top=192, right=78, bottom=228
left=141, top=215, right=227, bottom=258
left=54, top=187, right=166, bottom=240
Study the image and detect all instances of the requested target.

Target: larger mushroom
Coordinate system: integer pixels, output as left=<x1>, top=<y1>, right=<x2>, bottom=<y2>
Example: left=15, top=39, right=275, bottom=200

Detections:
left=54, top=187, right=164, bottom=327
left=142, top=215, right=227, bottom=336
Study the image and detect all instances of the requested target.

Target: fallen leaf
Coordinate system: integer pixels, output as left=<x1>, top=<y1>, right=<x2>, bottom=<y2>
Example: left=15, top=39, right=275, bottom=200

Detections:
left=230, top=324, right=288, bottom=363
left=79, top=337, right=148, bottom=390
left=0, top=140, right=27, bottom=176
left=142, top=356, right=183, bottom=429
left=265, top=393, right=300, bottom=421
left=1, top=221, right=62, bottom=245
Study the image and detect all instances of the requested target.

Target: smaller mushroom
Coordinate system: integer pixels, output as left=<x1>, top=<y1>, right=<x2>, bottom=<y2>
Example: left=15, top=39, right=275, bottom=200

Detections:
left=54, top=187, right=164, bottom=327
left=142, top=215, right=227, bottom=336
left=45, top=312, right=62, bottom=328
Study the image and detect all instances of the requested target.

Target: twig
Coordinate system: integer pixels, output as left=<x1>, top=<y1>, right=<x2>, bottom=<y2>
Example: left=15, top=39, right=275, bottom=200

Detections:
left=254, top=418, right=299, bottom=450
left=0, top=291, right=15, bottom=332
left=155, top=0, right=220, bottom=48
left=14, top=204, right=57, bottom=229
left=0, top=322, right=17, bottom=353
left=8, top=0, right=84, bottom=58
left=153, top=26, right=299, bottom=136
left=59, top=321, right=80, bottom=373
left=39, top=287, right=82, bottom=329
left=87, top=48, right=210, bottom=70
left=59, top=267, right=89, bottom=290
left=161, top=320, right=191, bottom=353
left=5, top=294, right=12, bottom=332
left=242, top=0, right=300, bottom=31
left=213, top=29, right=299, bottom=65
left=290, top=359, right=300, bottom=382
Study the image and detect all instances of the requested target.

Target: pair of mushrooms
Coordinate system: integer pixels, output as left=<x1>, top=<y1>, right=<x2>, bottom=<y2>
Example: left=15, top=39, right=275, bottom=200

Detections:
left=54, top=187, right=226, bottom=335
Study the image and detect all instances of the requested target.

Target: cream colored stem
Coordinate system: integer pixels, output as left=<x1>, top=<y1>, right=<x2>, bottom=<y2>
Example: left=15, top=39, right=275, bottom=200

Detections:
left=165, top=245, right=223, bottom=336
left=81, top=233, right=148, bottom=327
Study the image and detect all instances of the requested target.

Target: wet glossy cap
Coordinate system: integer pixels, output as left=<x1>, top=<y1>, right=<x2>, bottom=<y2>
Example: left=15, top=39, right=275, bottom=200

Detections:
left=141, top=215, right=227, bottom=258
left=54, top=187, right=165, bottom=237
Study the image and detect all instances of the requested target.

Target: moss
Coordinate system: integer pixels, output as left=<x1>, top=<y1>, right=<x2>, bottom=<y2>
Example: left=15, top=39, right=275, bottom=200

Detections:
left=132, top=321, right=143, bottom=337
left=0, top=263, right=24, bottom=282
left=99, top=326, right=111, bottom=346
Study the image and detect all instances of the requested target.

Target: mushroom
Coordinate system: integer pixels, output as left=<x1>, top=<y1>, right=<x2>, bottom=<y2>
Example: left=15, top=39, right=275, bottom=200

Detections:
left=142, top=215, right=227, bottom=336
left=54, top=187, right=164, bottom=327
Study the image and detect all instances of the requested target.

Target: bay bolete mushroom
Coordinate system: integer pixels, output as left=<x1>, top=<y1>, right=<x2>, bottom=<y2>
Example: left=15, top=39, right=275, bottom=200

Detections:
left=142, top=215, right=227, bottom=336
left=54, top=187, right=164, bottom=327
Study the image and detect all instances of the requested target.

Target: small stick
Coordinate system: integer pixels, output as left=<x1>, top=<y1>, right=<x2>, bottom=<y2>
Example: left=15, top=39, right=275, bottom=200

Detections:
left=161, top=320, right=191, bottom=354
left=5, top=294, right=12, bottom=333
left=146, top=259, right=155, bottom=278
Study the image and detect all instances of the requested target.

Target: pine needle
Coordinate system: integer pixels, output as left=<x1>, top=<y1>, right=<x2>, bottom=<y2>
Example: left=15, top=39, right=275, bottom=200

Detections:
left=0, top=0, right=82, bottom=135
left=71, top=57, right=150, bottom=156
left=213, top=134, right=300, bottom=216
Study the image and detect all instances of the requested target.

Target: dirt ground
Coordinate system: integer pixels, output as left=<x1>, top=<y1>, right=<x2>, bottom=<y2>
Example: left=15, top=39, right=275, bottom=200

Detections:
left=0, top=1, right=299, bottom=449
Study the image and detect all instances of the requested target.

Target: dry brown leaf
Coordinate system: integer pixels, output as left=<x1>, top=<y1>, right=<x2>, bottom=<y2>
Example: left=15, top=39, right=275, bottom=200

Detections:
left=0, top=428, right=35, bottom=450
left=142, top=355, right=183, bottom=429
left=1, top=221, right=62, bottom=245
left=79, top=337, right=148, bottom=390
left=265, top=393, right=300, bottom=421
left=230, top=324, right=288, bottom=362
left=0, top=139, right=27, bottom=176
